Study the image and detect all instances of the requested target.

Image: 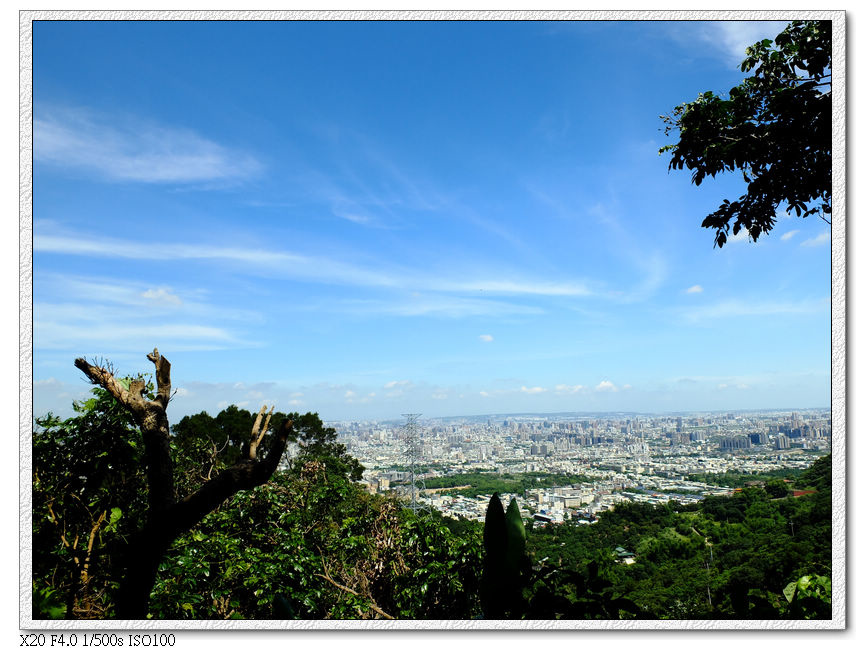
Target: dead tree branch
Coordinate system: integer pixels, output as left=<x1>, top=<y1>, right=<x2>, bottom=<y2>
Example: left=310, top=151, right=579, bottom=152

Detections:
left=248, top=405, right=274, bottom=460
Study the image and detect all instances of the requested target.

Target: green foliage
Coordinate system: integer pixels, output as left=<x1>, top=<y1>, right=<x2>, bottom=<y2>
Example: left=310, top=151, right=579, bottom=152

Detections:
left=391, top=514, right=483, bottom=618
left=687, top=467, right=802, bottom=488
left=285, top=412, right=365, bottom=482
left=525, top=559, right=643, bottom=620
left=781, top=574, right=831, bottom=619
left=171, top=408, right=364, bottom=496
left=660, top=20, right=831, bottom=247
left=32, top=583, right=67, bottom=619
left=795, top=453, right=831, bottom=491
left=424, top=471, right=592, bottom=499
left=764, top=478, right=791, bottom=499
left=149, top=469, right=482, bottom=619
left=524, top=455, right=831, bottom=619
left=32, top=384, right=150, bottom=619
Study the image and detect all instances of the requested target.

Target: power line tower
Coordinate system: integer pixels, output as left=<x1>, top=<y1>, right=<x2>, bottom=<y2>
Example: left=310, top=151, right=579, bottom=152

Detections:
left=401, top=413, right=428, bottom=514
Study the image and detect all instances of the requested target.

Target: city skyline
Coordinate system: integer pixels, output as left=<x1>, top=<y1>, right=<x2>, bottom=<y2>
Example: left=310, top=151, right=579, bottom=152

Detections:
left=33, top=19, right=831, bottom=421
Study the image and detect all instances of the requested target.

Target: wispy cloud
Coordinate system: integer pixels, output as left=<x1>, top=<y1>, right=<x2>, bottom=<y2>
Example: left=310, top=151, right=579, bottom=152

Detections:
left=479, top=334, right=494, bottom=342
left=801, top=231, right=830, bottom=247
left=35, top=315, right=238, bottom=351
left=709, top=22, right=789, bottom=65
left=335, top=296, right=543, bottom=319
left=520, top=386, right=547, bottom=394
left=35, top=105, right=261, bottom=184
left=581, top=200, right=669, bottom=302
left=34, top=273, right=255, bottom=354
left=685, top=284, right=703, bottom=294
left=437, top=279, right=591, bottom=297
left=781, top=230, right=800, bottom=241
left=384, top=380, right=413, bottom=389
left=35, top=230, right=594, bottom=299
left=554, top=384, right=585, bottom=394
left=666, top=21, right=789, bottom=67
left=681, top=298, right=828, bottom=323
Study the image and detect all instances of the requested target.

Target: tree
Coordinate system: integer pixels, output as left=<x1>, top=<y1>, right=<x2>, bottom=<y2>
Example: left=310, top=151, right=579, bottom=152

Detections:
left=660, top=20, right=831, bottom=247
left=71, top=348, right=292, bottom=618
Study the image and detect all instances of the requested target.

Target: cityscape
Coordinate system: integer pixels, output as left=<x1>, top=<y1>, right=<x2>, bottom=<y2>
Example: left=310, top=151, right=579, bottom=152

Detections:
left=330, top=409, right=830, bottom=523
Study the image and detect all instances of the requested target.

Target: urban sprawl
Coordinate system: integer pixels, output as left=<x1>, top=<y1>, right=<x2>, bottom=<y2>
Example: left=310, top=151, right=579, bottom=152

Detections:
left=323, top=410, right=830, bottom=525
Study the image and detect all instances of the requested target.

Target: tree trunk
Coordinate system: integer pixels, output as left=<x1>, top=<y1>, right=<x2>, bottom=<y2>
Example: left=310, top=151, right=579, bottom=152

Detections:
left=114, top=528, right=171, bottom=619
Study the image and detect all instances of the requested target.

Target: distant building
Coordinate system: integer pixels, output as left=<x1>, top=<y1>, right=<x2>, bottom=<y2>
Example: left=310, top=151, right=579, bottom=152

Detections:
left=720, top=437, right=751, bottom=450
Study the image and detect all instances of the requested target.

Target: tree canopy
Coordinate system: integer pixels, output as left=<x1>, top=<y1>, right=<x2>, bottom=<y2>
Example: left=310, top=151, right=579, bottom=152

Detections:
left=660, top=20, right=831, bottom=247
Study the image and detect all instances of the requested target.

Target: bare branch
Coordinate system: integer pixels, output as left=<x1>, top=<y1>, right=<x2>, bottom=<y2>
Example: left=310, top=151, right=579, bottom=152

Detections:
left=249, top=405, right=275, bottom=460
left=81, top=511, right=107, bottom=586
left=146, top=348, right=172, bottom=409
left=74, top=358, right=145, bottom=413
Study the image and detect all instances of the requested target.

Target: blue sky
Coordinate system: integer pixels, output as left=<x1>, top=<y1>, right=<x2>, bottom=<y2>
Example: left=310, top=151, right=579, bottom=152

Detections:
left=32, top=19, right=831, bottom=421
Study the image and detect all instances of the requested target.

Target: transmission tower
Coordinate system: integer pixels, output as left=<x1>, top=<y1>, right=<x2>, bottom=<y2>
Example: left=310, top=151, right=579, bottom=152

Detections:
left=401, top=413, right=429, bottom=514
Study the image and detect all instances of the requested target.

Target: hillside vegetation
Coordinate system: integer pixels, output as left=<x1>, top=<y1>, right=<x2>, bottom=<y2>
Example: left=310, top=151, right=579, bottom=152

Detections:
left=32, top=389, right=831, bottom=620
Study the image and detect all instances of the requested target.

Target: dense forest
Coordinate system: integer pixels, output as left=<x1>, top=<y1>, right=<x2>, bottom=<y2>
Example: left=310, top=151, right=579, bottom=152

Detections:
left=32, top=384, right=831, bottom=620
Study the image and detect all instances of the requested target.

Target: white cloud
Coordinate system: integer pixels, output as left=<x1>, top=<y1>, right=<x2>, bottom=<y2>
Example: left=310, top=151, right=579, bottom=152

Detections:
left=520, top=386, right=547, bottom=394
left=781, top=230, right=800, bottom=241
left=685, top=285, right=703, bottom=294
left=479, top=334, right=494, bottom=342
left=595, top=380, right=618, bottom=392
left=384, top=380, right=413, bottom=389
left=35, top=106, right=261, bottom=183
left=801, top=231, right=830, bottom=247
left=554, top=384, right=585, bottom=394
left=141, top=287, right=183, bottom=306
